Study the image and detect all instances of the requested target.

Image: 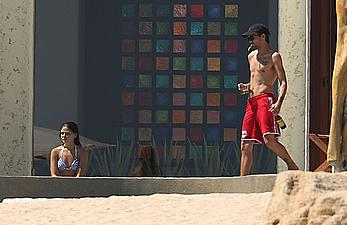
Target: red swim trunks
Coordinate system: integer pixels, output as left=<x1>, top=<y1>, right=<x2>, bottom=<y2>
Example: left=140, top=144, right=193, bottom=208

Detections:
left=241, top=93, right=280, bottom=144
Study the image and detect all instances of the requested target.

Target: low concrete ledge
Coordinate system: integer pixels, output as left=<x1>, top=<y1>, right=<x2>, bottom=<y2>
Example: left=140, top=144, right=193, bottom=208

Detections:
left=0, top=174, right=276, bottom=201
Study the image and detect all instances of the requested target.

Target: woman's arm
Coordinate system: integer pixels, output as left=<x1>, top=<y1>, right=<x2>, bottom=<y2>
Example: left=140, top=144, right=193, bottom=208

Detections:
left=50, top=148, right=59, bottom=176
left=76, top=147, right=89, bottom=177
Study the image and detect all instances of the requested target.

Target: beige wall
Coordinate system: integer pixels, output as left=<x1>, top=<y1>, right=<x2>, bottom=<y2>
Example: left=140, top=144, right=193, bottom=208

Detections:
left=278, top=0, right=307, bottom=171
left=0, top=0, right=34, bottom=175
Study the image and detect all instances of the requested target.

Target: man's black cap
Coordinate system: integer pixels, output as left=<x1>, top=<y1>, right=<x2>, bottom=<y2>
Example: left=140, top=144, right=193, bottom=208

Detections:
left=242, top=24, right=270, bottom=37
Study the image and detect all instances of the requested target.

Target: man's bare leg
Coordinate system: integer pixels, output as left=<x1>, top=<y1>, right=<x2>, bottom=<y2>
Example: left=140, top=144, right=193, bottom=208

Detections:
left=240, top=140, right=255, bottom=176
left=263, top=134, right=299, bottom=170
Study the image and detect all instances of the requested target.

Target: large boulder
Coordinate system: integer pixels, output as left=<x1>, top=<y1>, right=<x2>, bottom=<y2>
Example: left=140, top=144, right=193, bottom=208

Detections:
left=264, top=171, right=347, bottom=225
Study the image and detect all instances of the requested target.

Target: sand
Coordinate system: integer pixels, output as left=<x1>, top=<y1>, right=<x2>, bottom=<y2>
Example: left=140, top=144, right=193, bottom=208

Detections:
left=0, top=192, right=271, bottom=225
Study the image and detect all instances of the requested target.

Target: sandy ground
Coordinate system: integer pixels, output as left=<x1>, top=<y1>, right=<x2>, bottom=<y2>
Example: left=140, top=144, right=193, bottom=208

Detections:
left=0, top=192, right=271, bottom=225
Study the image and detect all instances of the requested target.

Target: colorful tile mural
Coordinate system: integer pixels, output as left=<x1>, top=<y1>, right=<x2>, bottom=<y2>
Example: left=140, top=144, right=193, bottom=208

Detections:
left=120, top=2, right=240, bottom=159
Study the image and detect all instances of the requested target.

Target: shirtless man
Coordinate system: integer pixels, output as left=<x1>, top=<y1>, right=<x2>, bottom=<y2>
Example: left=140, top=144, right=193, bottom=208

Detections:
left=238, top=24, right=299, bottom=176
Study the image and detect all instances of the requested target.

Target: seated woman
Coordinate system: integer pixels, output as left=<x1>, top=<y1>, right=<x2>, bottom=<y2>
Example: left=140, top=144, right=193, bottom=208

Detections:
left=50, top=122, right=88, bottom=177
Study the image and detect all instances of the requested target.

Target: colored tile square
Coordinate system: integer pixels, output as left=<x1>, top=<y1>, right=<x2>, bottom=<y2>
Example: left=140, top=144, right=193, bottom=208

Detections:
left=207, top=57, right=220, bottom=71
left=172, top=146, right=186, bottom=159
left=191, top=4, right=204, bottom=17
left=172, top=128, right=186, bottom=141
left=225, top=57, right=238, bottom=71
left=173, top=42, right=188, bottom=56
left=156, top=110, right=169, bottom=123
left=191, top=40, right=204, bottom=53
left=139, top=74, right=152, bottom=88
left=139, top=4, right=152, bottom=17
left=224, top=110, right=238, bottom=125
left=139, top=57, right=152, bottom=71
left=122, top=75, right=135, bottom=88
left=190, top=128, right=203, bottom=142
left=207, top=22, right=221, bottom=35
left=208, top=4, right=221, bottom=18
left=207, top=93, right=220, bottom=106
left=224, top=93, right=237, bottom=106
left=122, top=4, right=136, bottom=17
left=173, top=4, right=187, bottom=17
left=121, top=127, right=134, bottom=141
left=225, top=4, right=238, bottom=18
left=173, top=75, right=186, bottom=88
left=207, top=40, right=221, bottom=53
left=139, top=92, right=152, bottom=106
left=206, top=128, right=220, bottom=141
left=139, top=22, right=152, bottom=35
left=225, top=22, right=238, bottom=36
left=139, top=39, right=152, bottom=53
left=224, top=75, right=238, bottom=88
left=190, top=93, right=203, bottom=106
left=121, top=57, right=135, bottom=71
left=207, top=110, right=220, bottom=124
left=173, top=93, right=186, bottom=106
left=122, top=22, right=136, bottom=35
left=156, top=22, right=170, bottom=35
left=173, top=57, right=186, bottom=71
left=190, top=22, right=204, bottom=36
left=189, top=145, right=203, bottom=159
left=224, top=128, right=237, bottom=142
left=190, top=57, right=204, bottom=71
left=138, top=110, right=152, bottom=124
left=156, top=93, right=169, bottom=106
left=121, top=110, right=135, bottom=123
left=156, top=57, right=170, bottom=71
left=121, top=92, right=134, bottom=105
left=157, top=4, right=170, bottom=17
left=155, top=128, right=169, bottom=141
left=156, top=39, right=170, bottom=53
left=121, top=39, right=135, bottom=53
left=190, top=75, right=203, bottom=89
left=138, top=128, right=152, bottom=141
left=207, top=76, right=220, bottom=88
left=173, top=40, right=186, bottom=53
left=224, top=40, right=238, bottom=53
left=173, top=22, right=186, bottom=35
left=172, top=110, right=185, bottom=124
left=156, top=75, right=170, bottom=88
left=190, top=110, right=203, bottom=124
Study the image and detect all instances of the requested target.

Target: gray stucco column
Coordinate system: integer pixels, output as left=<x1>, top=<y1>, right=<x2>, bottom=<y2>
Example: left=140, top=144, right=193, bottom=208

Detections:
left=278, top=0, right=307, bottom=171
left=0, top=0, right=34, bottom=175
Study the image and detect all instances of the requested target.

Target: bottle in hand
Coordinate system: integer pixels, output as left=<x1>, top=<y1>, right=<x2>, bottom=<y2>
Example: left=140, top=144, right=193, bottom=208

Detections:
left=275, top=115, right=287, bottom=129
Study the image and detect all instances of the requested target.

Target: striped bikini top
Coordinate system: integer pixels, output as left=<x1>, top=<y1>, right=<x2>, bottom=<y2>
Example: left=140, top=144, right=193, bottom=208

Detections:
left=57, top=145, right=80, bottom=171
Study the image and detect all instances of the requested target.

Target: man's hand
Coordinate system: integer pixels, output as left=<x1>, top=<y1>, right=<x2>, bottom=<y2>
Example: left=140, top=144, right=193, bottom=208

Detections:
left=237, top=83, right=249, bottom=92
left=269, top=101, right=282, bottom=115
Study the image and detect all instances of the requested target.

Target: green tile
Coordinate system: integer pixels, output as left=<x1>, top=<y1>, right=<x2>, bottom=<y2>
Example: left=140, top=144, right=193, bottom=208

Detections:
left=156, top=22, right=170, bottom=35
left=156, top=110, right=169, bottom=123
left=139, top=74, right=152, bottom=88
left=173, top=57, right=186, bottom=71
left=207, top=76, right=220, bottom=88
left=225, top=22, right=238, bottom=36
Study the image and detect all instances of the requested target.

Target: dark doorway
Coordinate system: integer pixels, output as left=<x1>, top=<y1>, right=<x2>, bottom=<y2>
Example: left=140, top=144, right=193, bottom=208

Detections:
left=309, top=0, right=336, bottom=170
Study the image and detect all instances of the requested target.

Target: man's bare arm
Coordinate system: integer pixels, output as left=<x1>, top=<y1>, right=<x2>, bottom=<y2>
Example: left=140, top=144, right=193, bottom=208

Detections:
left=270, top=52, right=287, bottom=114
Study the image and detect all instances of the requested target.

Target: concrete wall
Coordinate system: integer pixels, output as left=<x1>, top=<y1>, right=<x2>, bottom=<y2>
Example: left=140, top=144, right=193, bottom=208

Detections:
left=278, top=0, right=307, bottom=171
left=0, top=174, right=276, bottom=201
left=0, top=0, right=34, bottom=175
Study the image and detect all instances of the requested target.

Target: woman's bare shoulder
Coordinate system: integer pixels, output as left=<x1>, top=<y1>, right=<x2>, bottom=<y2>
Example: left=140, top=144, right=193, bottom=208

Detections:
left=50, top=146, right=62, bottom=154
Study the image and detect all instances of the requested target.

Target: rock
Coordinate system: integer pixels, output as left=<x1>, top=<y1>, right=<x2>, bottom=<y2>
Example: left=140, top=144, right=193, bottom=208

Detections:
left=264, top=171, right=347, bottom=225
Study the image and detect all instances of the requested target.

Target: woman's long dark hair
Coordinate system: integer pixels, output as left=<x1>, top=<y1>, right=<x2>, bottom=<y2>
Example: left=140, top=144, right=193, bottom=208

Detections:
left=59, top=121, right=82, bottom=146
